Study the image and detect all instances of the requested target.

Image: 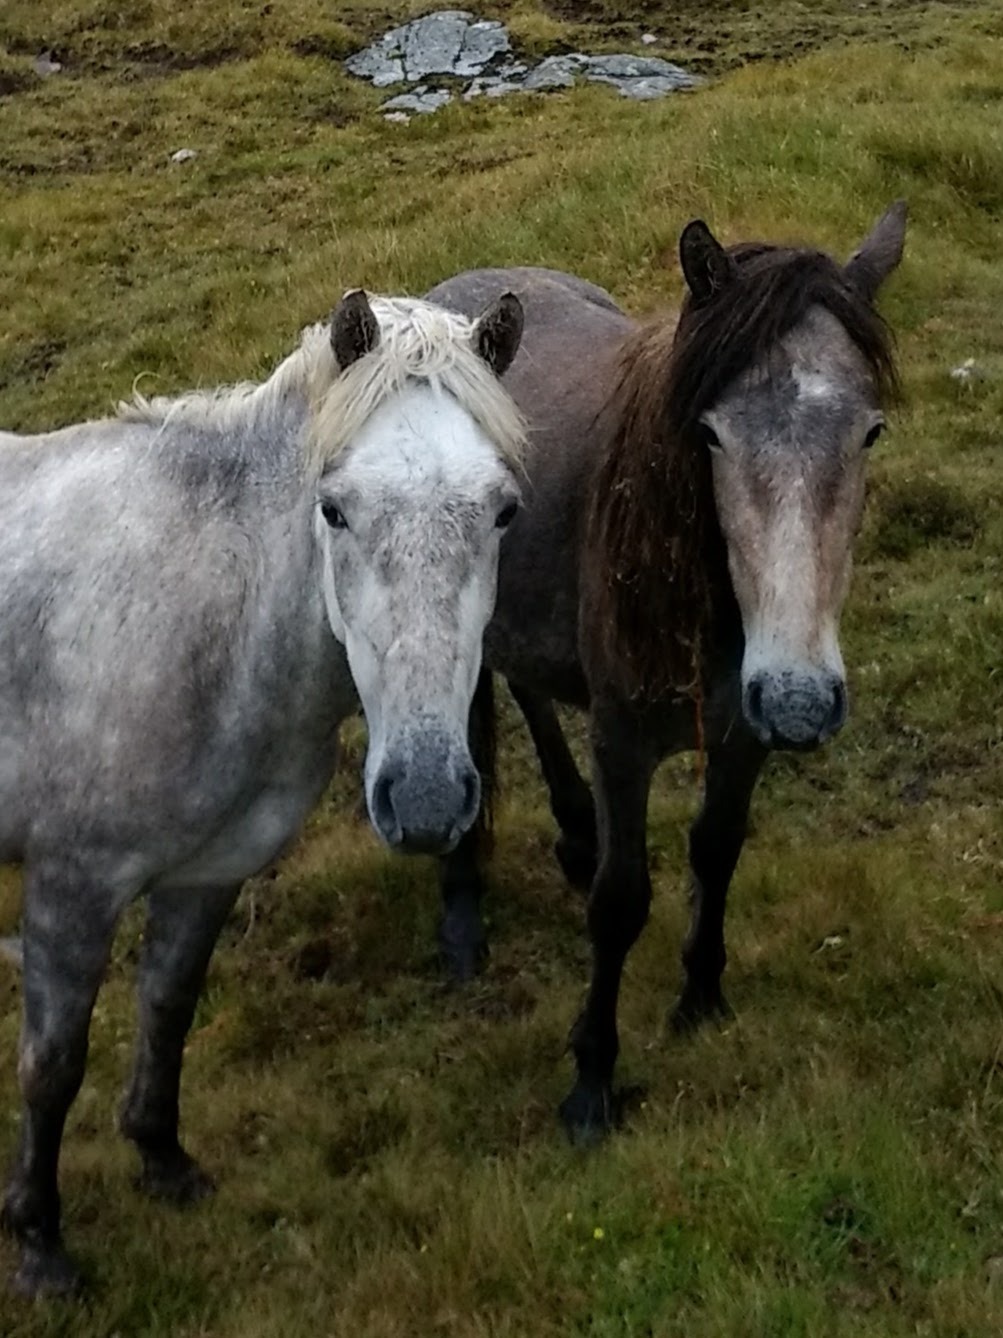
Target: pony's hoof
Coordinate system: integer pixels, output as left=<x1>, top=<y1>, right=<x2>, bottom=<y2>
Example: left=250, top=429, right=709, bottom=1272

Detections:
left=10, top=1242, right=83, bottom=1299
left=554, top=834, right=597, bottom=892
left=135, top=1148, right=215, bottom=1206
left=669, top=985, right=734, bottom=1035
left=558, top=1082, right=614, bottom=1146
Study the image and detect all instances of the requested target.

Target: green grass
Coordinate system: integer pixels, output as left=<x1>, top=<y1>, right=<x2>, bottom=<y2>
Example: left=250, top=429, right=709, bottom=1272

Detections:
left=3, top=1, right=1003, bottom=1333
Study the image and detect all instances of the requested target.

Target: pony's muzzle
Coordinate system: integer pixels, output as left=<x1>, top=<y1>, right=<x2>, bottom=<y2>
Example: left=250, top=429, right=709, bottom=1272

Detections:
left=369, top=746, right=481, bottom=855
left=742, top=669, right=847, bottom=751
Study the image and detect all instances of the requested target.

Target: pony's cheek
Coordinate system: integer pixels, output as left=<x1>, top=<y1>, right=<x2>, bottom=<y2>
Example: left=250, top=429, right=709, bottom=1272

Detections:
left=320, top=550, right=348, bottom=643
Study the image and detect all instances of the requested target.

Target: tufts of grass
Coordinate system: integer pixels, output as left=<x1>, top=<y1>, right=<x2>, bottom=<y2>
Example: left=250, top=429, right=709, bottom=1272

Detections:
left=863, top=474, right=982, bottom=560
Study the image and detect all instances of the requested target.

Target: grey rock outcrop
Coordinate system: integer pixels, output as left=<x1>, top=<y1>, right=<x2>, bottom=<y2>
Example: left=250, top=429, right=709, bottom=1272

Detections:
left=344, top=11, right=701, bottom=117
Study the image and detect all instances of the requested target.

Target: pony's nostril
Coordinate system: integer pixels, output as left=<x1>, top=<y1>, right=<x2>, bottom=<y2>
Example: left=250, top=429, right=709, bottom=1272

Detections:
left=371, top=773, right=401, bottom=842
left=825, top=680, right=848, bottom=737
left=461, top=767, right=481, bottom=822
left=746, top=677, right=765, bottom=725
left=743, top=675, right=774, bottom=746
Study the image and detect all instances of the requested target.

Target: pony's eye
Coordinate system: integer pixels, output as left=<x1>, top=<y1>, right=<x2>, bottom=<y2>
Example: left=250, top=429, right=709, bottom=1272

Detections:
left=496, top=501, right=519, bottom=530
left=863, top=423, right=884, bottom=450
left=696, top=423, right=722, bottom=452
left=321, top=501, right=348, bottom=530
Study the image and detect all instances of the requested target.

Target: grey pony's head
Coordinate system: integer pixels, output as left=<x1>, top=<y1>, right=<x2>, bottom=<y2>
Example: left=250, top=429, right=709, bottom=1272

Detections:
left=315, top=288, right=525, bottom=852
left=677, top=202, right=905, bottom=750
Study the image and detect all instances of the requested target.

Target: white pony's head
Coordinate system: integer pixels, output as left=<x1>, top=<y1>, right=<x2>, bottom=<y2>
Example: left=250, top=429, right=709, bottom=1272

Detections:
left=311, top=289, right=525, bottom=853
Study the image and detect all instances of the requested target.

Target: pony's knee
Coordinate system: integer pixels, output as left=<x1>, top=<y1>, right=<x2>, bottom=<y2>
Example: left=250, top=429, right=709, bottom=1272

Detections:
left=18, top=1031, right=87, bottom=1107
left=587, top=867, right=650, bottom=949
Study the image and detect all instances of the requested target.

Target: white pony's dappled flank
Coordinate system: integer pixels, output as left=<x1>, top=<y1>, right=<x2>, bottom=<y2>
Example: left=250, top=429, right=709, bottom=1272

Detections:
left=119, top=295, right=527, bottom=475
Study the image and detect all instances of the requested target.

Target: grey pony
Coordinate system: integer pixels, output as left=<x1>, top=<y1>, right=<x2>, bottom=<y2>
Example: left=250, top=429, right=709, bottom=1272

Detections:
left=0, top=288, right=524, bottom=1296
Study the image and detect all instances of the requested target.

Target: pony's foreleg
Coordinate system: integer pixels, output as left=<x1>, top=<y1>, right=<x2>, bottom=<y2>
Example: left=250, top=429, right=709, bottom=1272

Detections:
left=559, top=703, right=657, bottom=1143
left=438, top=828, right=487, bottom=982
left=671, top=737, right=766, bottom=1032
left=1, top=858, right=124, bottom=1298
left=119, top=884, right=239, bottom=1203
left=436, top=668, right=495, bottom=982
left=508, top=682, right=597, bottom=890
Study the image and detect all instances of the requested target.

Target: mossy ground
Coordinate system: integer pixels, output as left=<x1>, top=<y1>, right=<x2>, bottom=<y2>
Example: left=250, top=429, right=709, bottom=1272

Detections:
left=2, top=2, right=1003, bottom=1334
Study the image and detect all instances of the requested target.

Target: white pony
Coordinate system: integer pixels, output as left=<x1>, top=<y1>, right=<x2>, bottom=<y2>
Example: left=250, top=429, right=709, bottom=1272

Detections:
left=0, top=287, right=525, bottom=1296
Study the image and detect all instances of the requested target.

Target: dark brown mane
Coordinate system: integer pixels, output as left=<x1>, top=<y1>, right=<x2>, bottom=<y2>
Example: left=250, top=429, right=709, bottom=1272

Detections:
left=584, top=243, right=900, bottom=701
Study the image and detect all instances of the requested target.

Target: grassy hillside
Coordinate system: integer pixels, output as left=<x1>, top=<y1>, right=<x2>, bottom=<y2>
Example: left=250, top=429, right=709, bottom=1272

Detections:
left=2, top=2, right=1003, bottom=1334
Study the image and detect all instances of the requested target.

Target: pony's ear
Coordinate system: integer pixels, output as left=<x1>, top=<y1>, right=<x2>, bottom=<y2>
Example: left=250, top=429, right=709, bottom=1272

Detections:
left=331, top=289, right=380, bottom=370
left=472, top=292, right=523, bottom=377
left=679, top=220, right=736, bottom=304
left=844, top=200, right=907, bottom=301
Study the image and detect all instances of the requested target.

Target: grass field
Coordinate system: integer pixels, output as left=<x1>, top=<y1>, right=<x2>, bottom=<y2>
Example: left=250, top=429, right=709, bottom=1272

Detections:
left=2, top=1, right=1003, bottom=1333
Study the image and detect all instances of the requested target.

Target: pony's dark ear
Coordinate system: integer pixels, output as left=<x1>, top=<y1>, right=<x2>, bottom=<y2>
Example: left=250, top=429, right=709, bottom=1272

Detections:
left=679, top=220, right=736, bottom=304
left=331, top=289, right=380, bottom=370
left=844, top=200, right=907, bottom=301
left=472, top=292, right=523, bottom=377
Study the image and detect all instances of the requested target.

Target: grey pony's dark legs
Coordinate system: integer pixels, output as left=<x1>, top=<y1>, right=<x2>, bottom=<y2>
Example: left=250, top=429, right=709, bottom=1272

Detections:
left=1, top=859, right=124, bottom=1297
left=671, top=736, right=766, bottom=1031
left=437, top=670, right=495, bottom=982
left=438, top=678, right=598, bottom=979
left=120, top=884, right=240, bottom=1201
left=559, top=702, right=657, bottom=1142
left=506, top=683, right=597, bottom=890
left=437, top=827, right=486, bottom=982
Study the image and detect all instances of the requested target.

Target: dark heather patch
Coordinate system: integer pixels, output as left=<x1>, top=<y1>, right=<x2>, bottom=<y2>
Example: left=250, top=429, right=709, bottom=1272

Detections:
left=0, top=339, right=67, bottom=392
left=864, top=475, right=981, bottom=560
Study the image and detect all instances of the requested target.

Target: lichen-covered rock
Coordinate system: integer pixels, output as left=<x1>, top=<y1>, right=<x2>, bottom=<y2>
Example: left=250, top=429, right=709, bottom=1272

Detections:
left=346, top=10, right=509, bottom=86
left=581, top=54, right=699, bottom=98
left=344, top=11, right=702, bottom=116
left=523, top=55, right=584, bottom=91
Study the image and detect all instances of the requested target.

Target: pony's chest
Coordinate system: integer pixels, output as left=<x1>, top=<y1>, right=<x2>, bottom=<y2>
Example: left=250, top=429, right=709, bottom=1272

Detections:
left=156, top=761, right=335, bottom=890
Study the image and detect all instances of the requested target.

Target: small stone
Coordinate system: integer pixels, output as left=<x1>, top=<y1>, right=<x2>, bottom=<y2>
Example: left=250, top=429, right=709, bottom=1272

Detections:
left=950, top=358, right=987, bottom=385
left=170, top=148, right=198, bottom=164
left=582, top=53, right=700, bottom=84
left=464, top=77, right=526, bottom=100
left=381, top=88, right=452, bottom=114
left=616, top=75, right=694, bottom=99
left=523, top=55, right=584, bottom=91
left=641, top=33, right=658, bottom=45
left=383, top=110, right=412, bottom=123
left=34, top=50, right=62, bottom=77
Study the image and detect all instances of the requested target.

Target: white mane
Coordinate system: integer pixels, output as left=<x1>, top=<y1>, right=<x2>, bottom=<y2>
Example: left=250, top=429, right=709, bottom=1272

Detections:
left=119, top=295, right=526, bottom=475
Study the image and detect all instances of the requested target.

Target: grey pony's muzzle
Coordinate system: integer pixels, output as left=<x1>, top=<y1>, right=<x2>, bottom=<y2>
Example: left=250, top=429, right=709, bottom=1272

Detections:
left=369, top=732, right=481, bottom=854
left=742, top=668, right=847, bottom=751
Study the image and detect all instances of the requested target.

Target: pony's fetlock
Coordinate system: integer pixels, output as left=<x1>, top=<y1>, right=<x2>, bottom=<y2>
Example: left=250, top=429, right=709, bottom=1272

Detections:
left=10, top=1239, right=82, bottom=1299
left=134, top=1144, right=215, bottom=1206
left=670, top=981, right=734, bottom=1034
